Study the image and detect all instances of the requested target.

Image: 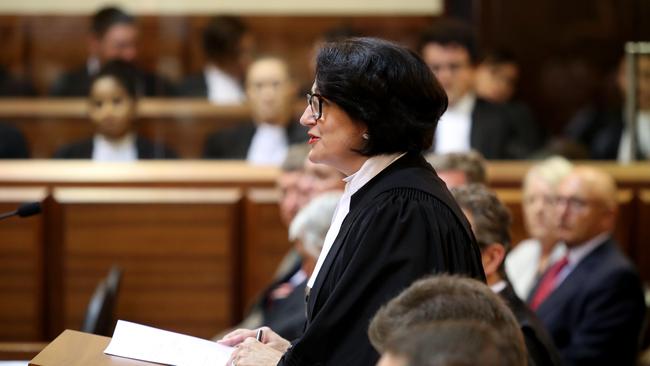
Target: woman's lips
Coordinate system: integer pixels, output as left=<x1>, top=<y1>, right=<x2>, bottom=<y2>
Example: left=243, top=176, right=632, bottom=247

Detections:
left=308, top=134, right=320, bottom=144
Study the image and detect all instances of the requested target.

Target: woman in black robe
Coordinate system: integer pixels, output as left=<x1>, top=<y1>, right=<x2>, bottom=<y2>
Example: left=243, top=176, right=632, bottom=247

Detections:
left=221, top=37, right=485, bottom=366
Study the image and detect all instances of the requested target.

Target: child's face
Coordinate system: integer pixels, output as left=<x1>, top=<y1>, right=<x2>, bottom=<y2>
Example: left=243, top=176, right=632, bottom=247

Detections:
left=88, top=76, right=135, bottom=140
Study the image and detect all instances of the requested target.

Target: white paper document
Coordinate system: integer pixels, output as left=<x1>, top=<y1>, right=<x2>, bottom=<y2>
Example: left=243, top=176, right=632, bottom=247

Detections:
left=104, top=320, right=234, bottom=366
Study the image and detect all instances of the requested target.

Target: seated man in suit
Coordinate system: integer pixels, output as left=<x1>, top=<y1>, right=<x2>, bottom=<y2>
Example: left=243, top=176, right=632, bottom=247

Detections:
left=53, top=60, right=177, bottom=160
left=368, top=275, right=528, bottom=366
left=425, top=150, right=486, bottom=189
left=177, top=16, right=254, bottom=104
left=452, top=183, right=562, bottom=366
left=203, top=56, right=307, bottom=165
left=528, top=166, right=645, bottom=366
left=0, top=123, right=29, bottom=158
left=50, top=6, right=174, bottom=97
left=565, top=53, right=650, bottom=160
left=418, top=20, right=540, bottom=159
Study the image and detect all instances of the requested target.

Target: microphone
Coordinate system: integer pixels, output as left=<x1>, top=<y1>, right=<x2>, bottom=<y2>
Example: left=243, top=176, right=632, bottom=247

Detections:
left=0, top=202, right=42, bottom=221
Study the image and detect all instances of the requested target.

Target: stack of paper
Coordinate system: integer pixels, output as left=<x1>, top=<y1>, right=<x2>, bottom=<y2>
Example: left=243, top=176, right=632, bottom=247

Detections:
left=104, top=320, right=234, bottom=366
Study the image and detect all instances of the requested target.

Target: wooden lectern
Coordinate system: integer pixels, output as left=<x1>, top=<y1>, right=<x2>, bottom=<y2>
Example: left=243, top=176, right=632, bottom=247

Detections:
left=29, top=330, right=154, bottom=366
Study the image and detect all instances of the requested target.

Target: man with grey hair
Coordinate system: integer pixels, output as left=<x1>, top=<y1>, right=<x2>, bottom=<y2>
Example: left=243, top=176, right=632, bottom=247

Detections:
left=452, top=183, right=561, bottom=366
left=425, top=150, right=486, bottom=189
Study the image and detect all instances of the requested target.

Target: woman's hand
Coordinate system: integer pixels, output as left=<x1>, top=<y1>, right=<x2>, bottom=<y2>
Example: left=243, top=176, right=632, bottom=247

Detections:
left=227, top=337, right=283, bottom=366
left=219, top=326, right=291, bottom=353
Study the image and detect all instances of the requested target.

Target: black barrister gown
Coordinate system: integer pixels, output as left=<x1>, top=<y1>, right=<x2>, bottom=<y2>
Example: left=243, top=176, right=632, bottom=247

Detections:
left=277, top=152, right=486, bottom=366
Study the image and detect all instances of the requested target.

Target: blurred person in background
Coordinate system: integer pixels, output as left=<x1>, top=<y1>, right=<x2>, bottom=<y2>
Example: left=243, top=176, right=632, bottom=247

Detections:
left=418, top=20, right=539, bottom=159
left=452, top=183, right=562, bottom=366
left=224, top=192, right=341, bottom=341
left=528, top=166, right=644, bottom=366
left=53, top=60, right=177, bottom=160
left=50, top=6, right=175, bottom=97
left=565, top=53, right=650, bottom=160
left=0, top=122, right=29, bottom=158
left=425, top=150, right=486, bottom=189
left=506, top=157, right=572, bottom=300
left=202, top=56, right=307, bottom=165
left=178, top=16, right=254, bottom=104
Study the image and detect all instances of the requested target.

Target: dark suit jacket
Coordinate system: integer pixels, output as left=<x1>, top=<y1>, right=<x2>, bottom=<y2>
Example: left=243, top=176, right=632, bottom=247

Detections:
left=0, top=123, right=29, bottom=158
left=49, top=65, right=176, bottom=97
left=202, top=121, right=308, bottom=159
left=499, top=282, right=562, bottom=366
left=529, top=238, right=645, bottom=366
left=177, top=73, right=208, bottom=97
left=278, top=152, right=486, bottom=366
left=53, top=136, right=178, bottom=159
left=470, top=98, right=537, bottom=159
left=565, top=106, right=624, bottom=160
left=261, top=265, right=309, bottom=341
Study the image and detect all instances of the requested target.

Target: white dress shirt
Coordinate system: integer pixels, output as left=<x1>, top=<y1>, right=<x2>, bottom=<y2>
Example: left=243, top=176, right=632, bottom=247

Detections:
left=505, top=238, right=567, bottom=299
left=434, top=93, right=476, bottom=154
left=618, top=111, right=650, bottom=161
left=92, top=133, right=137, bottom=162
left=246, top=123, right=289, bottom=166
left=307, top=152, right=406, bottom=289
left=490, top=280, right=507, bottom=294
left=204, top=65, right=246, bottom=105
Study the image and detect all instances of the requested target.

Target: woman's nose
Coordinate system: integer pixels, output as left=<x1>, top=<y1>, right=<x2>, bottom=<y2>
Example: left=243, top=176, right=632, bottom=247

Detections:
left=299, top=106, right=315, bottom=127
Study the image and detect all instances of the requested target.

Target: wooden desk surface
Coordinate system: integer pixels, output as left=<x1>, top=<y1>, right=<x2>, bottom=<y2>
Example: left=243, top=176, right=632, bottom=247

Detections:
left=29, top=330, right=153, bottom=366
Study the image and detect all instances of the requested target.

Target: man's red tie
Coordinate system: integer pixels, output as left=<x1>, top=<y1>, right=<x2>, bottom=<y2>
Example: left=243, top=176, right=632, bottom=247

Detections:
left=529, top=256, right=569, bottom=310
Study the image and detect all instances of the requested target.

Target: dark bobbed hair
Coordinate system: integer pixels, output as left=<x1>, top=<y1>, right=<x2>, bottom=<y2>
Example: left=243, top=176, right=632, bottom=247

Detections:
left=91, top=6, right=134, bottom=38
left=202, top=16, right=248, bottom=62
left=418, top=19, right=478, bottom=64
left=315, top=37, right=448, bottom=155
left=92, top=60, right=139, bottom=99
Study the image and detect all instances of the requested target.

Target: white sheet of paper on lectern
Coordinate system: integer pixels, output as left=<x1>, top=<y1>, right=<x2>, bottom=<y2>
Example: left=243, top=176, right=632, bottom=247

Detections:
left=104, top=320, right=234, bottom=366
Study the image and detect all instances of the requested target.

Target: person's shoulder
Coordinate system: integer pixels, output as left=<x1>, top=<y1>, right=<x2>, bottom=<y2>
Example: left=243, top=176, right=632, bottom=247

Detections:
left=177, top=73, right=208, bottom=97
left=53, top=138, right=93, bottom=159
left=135, top=136, right=178, bottom=159
left=49, top=66, right=90, bottom=96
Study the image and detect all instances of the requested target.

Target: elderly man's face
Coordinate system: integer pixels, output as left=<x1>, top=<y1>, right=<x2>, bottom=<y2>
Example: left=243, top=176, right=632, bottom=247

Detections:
left=554, top=173, right=615, bottom=247
left=246, top=58, right=295, bottom=126
left=437, top=169, right=468, bottom=189
left=421, top=43, right=475, bottom=106
left=297, top=159, right=344, bottom=208
left=277, top=170, right=303, bottom=226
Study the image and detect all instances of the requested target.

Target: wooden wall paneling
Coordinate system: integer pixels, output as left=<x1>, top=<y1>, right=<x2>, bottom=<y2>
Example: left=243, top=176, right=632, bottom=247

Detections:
left=0, top=187, right=48, bottom=341
left=49, top=187, right=242, bottom=339
left=0, top=98, right=253, bottom=159
left=241, top=188, right=293, bottom=311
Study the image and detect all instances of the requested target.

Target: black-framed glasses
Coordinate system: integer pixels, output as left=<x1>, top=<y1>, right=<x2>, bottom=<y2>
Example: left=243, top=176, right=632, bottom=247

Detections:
left=306, top=92, right=324, bottom=120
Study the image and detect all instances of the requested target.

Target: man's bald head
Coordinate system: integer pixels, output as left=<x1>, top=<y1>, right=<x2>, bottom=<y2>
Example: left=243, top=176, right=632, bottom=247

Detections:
left=555, top=166, right=618, bottom=247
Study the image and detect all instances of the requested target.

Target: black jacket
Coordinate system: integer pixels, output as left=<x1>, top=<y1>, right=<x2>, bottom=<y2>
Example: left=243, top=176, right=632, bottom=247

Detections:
left=278, top=152, right=486, bottom=365
left=53, top=136, right=177, bottom=159
left=202, top=121, right=308, bottom=159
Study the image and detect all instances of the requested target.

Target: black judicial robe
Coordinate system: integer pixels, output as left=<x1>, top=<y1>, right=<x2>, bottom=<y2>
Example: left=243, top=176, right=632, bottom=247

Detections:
left=278, top=152, right=486, bottom=366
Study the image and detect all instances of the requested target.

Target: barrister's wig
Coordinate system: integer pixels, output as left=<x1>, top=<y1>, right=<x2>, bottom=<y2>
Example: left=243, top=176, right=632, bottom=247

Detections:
left=315, top=37, right=448, bottom=156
